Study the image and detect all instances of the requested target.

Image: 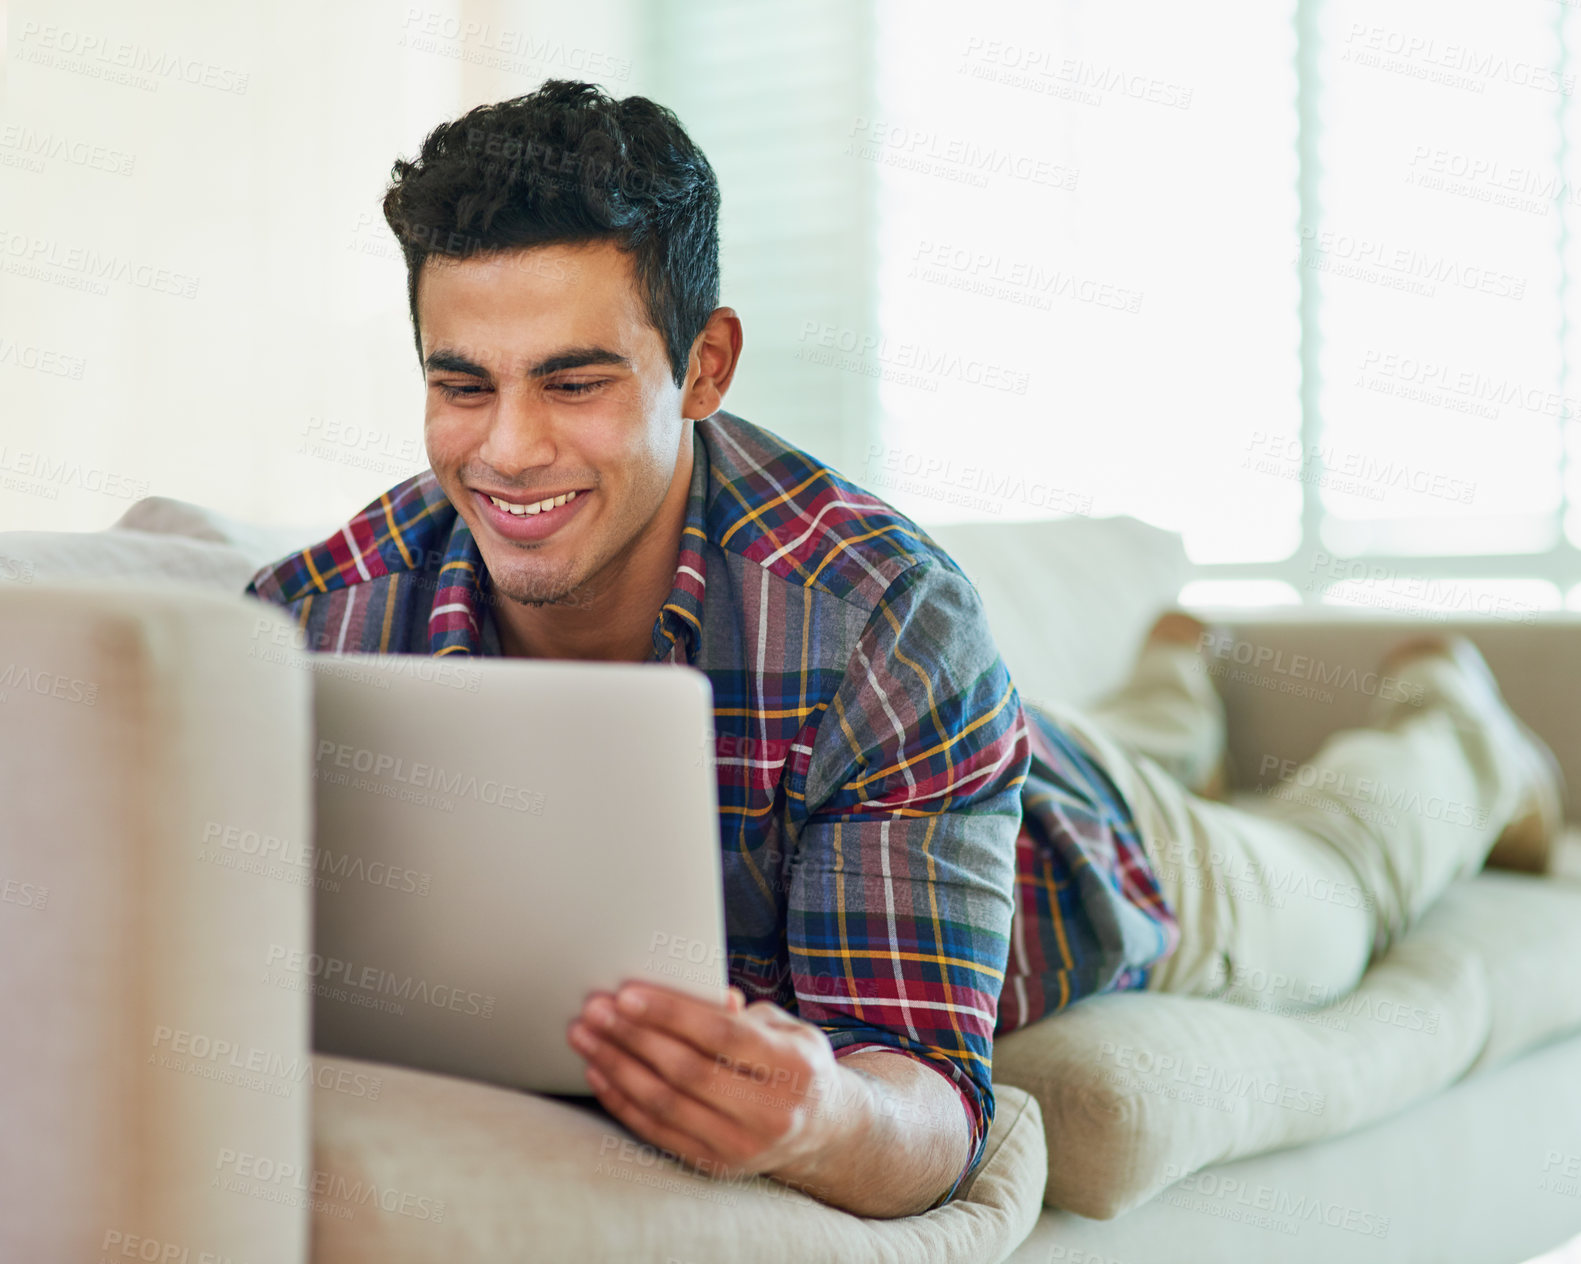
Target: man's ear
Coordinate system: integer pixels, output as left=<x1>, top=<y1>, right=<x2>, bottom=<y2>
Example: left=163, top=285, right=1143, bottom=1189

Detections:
left=681, top=306, right=743, bottom=420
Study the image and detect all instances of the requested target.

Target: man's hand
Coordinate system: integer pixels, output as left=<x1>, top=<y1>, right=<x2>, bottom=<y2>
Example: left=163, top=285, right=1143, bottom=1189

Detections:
left=569, top=982, right=844, bottom=1182
left=567, top=982, right=972, bottom=1217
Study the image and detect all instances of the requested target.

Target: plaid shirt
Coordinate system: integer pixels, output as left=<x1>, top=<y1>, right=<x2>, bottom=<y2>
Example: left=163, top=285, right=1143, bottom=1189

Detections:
left=245, top=411, right=1176, bottom=1201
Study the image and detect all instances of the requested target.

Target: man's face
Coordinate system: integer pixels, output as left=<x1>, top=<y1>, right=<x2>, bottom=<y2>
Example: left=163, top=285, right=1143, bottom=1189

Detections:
left=417, top=239, right=689, bottom=607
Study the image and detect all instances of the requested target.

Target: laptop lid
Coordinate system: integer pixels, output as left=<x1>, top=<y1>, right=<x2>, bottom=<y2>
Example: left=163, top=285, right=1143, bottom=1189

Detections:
left=298, top=653, right=727, bottom=1095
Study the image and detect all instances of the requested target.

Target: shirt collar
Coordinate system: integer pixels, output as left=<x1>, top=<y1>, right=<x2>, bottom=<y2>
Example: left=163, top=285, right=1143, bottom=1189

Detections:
left=455, top=428, right=711, bottom=663
left=426, top=515, right=489, bottom=657
left=649, top=427, right=710, bottom=665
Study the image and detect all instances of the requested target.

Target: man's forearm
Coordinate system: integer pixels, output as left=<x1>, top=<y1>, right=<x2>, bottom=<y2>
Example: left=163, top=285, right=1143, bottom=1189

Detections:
left=767, top=1048, right=973, bottom=1218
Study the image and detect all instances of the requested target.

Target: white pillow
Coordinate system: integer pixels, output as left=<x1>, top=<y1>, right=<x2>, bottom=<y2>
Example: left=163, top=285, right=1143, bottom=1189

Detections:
left=111, top=495, right=334, bottom=567
left=920, top=515, right=1190, bottom=709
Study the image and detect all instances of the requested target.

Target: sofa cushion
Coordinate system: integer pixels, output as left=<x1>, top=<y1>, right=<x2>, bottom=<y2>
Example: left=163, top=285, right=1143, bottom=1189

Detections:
left=0, top=528, right=267, bottom=593
left=1005, top=1028, right=1581, bottom=1264
left=993, top=897, right=1488, bottom=1218
left=922, top=515, right=1189, bottom=710
left=0, top=497, right=332, bottom=594
left=310, top=1058, right=1046, bottom=1264
left=1439, top=868, right=1581, bottom=1074
left=112, top=494, right=334, bottom=564
left=991, top=869, right=1581, bottom=1219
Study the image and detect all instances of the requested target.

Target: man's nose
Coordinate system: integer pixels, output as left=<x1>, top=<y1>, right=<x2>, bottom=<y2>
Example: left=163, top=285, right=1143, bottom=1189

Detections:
left=477, top=386, right=556, bottom=473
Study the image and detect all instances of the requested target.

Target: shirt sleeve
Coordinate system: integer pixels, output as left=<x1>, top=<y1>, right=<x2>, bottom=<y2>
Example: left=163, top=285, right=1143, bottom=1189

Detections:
left=786, top=559, right=1031, bottom=1204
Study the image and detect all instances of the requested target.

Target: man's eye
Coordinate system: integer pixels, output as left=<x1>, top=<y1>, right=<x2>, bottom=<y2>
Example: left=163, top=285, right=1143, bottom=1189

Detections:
left=551, top=380, right=606, bottom=396
left=435, top=382, right=488, bottom=400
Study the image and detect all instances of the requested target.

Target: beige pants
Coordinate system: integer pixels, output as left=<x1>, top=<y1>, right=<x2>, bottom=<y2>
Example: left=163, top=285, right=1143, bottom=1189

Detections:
left=1031, top=639, right=1530, bottom=1013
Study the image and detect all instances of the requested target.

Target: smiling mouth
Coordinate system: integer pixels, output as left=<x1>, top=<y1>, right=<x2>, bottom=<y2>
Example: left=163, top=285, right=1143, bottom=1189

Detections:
left=483, top=490, right=581, bottom=517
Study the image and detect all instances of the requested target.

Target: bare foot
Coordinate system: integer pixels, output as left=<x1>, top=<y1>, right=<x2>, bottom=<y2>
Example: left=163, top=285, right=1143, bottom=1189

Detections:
left=1378, top=633, right=1564, bottom=873
left=1378, top=632, right=1457, bottom=678
left=1145, top=610, right=1214, bottom=649
left=1142, top=609, right=1233, bottom=800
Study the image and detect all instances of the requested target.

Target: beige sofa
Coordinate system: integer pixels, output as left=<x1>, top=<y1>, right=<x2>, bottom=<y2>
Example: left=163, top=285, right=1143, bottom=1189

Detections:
left=3, top=501, right=1580, bottom=1264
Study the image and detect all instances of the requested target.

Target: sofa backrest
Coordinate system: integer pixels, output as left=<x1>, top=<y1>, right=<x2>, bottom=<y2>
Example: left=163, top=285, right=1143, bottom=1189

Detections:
left=921, top=515, right=1190, bottom=710
left=0, top=500, right=1191, bottom=712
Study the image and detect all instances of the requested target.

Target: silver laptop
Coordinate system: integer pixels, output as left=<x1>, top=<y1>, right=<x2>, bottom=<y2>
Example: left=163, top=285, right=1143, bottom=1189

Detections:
left=304, top=653, right=727, bottom=1095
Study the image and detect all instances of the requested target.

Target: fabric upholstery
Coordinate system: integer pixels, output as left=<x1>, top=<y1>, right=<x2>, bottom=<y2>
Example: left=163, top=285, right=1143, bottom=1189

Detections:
left=1441, top=870, right=1581, bottom=1074
left=1004, top=1027, right=1581, bottom=1264
left=993, top=869, right=1581, bottom=1218
left=0, top=527, right=269, bottom=593
left=113, top=494, right=334, bottom=561
left=0, top=584, right=313, bottom=1263
left=1207, top=617, right=1581, bottom=816
left=0, top=498, right=328, bottom=595
left=310, top=1058, right=1047, bottom=1264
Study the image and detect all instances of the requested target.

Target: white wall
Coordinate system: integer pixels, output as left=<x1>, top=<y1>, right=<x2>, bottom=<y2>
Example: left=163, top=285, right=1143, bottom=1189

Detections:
left=1, top=0, right=652, bottom=532
left=3, top=0, right=886, bottom=533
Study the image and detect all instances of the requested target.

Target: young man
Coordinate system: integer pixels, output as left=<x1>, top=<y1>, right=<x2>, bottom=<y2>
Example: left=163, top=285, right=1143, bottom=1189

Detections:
left=246, top=80, right=1563, bottom=1219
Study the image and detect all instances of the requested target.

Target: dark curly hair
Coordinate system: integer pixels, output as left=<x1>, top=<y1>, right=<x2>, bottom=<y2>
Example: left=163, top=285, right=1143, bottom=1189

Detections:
left=381, top=80, right=721, bottom=389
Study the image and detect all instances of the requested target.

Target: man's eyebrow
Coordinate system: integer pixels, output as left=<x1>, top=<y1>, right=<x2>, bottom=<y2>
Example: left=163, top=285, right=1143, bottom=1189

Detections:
left=526, top=347, right=631, bottom=377
left=424, top=349, right=490, bottom=377
left=422, top=347, right=632, bottom=379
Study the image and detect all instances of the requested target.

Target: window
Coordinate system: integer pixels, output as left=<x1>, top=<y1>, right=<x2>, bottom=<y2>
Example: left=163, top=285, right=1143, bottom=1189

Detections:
left=865, top=0, right=1578, bottom=618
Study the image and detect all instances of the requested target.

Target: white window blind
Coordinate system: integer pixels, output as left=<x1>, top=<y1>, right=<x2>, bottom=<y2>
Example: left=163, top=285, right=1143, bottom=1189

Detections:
left=864, top=0, right=1580, bottom=618
left=644, top=0, right=882, bottom=479
left=870, top=0, right=1302, bottom=572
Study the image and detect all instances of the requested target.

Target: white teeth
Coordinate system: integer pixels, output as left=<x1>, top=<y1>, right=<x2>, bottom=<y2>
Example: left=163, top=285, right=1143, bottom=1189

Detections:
left=488, top=490, right=579, bottom=518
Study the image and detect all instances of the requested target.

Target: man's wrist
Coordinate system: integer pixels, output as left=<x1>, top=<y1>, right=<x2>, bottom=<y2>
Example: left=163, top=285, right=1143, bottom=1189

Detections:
left=763, top=1060, right=877, bottom=1200
left=761, top=1051, right=972, bottom=1217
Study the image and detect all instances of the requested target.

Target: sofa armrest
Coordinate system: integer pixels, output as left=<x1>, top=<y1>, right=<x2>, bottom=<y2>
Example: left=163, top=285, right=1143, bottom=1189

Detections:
left=1196, top=613, right=1581, bottom=818
left=0, top=584, right=313, bottom=1263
